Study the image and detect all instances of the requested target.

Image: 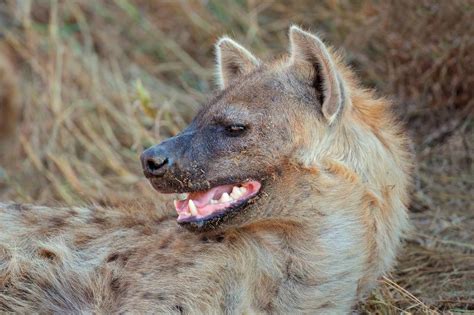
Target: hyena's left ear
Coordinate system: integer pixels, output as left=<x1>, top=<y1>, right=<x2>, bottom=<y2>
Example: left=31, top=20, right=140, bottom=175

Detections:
left=289, top=26, right=346, bottom=123
left=215, top=37, right=260, bottom=89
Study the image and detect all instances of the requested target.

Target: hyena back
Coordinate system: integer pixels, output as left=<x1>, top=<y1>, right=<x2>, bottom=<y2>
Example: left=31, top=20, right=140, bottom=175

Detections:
left=0, top=26, right=411, bottom=314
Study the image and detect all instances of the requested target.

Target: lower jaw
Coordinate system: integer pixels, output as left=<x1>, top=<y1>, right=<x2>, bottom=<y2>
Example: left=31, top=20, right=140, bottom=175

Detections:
left=177, top=196, right=258, bottom=231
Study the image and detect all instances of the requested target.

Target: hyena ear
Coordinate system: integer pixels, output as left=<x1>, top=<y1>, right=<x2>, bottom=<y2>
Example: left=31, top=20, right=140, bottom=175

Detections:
left=215, top=37, right=260, bottom=89
left=289, top=26, right=346, bottom=123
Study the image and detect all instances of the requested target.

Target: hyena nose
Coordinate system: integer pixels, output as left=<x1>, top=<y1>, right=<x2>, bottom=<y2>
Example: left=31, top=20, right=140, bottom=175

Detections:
left=140, top=146, right=172, bottom=177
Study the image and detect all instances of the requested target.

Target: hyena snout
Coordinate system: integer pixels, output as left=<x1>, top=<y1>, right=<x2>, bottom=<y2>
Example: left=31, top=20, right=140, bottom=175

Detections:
left=140, top=130, right=194, bottom=179
left=141, top=142, right=175, bottom=178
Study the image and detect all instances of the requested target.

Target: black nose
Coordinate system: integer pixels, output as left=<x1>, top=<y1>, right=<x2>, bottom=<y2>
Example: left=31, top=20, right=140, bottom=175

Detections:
left=140, top=146, right=171, bottom=177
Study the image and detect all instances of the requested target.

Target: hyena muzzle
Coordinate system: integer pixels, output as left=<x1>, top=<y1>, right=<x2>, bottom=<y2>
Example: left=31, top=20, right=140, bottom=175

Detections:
left=0, top=26, right=411, bottom=314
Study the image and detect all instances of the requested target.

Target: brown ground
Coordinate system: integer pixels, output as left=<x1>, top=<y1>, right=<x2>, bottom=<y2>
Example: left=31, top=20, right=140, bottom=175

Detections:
left=0, top=1, right=472, bottom=313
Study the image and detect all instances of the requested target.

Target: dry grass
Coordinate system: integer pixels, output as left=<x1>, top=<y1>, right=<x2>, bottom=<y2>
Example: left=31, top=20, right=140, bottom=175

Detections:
left=0, top=0, right=473, bottom=313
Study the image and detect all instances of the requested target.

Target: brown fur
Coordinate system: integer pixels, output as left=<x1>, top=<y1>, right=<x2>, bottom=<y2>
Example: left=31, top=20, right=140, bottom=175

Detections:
left=0, top=26, right=412, bottom=313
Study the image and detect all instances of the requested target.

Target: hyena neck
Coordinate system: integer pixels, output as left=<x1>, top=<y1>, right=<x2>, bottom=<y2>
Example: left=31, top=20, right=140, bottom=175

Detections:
left=297, top=91, right=408, bottom=203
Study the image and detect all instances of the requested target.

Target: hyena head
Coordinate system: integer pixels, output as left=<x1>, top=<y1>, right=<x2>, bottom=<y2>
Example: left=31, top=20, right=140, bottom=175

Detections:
left=141, top=26, right=352, bottom=231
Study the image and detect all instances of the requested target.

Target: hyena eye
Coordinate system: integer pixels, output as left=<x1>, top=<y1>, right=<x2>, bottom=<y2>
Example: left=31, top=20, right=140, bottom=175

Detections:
left=224, top=124, right=247, bottom=137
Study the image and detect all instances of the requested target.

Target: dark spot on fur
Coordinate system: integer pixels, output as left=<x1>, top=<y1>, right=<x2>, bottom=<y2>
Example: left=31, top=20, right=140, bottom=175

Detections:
left=107, top=253, right=120, bottom=262
left=225, top=232, right=240, bottom=244
left=49, top=216, right=66, bottom=228
left=140, top=225, right=154, bottom=236
left=200, top=233, right=226, bottom=243
left=7, top=203, right=29, bottom=212
left=122, top=254, right=130, bottom=263
left=142, top=292, right=166, bottom=300
left=174, top=305, right=184, bottom=314
left=153, top=215, right=172, bottom=225
left=261, top=302, right=275, bottom=313
left=110, top=277, right=121, bottom=292
left=89, top=215, right=107, bottom=225
left=37, top=248, right=58, bottom=262
left=106, top=251, right=131, bottom=265
left=319, top=302, right=332, bottom=309
left=159, top=234, right=174, bottom=249
left=74, top=233, right=94, bottom=247
left=181, top=261, right=195, bottom=268
left=123, top=218, right=147, bottom=229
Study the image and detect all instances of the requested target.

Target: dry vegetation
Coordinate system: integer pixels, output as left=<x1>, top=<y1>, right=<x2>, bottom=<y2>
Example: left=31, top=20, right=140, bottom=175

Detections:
left=0, top=0, right=473, bottom=313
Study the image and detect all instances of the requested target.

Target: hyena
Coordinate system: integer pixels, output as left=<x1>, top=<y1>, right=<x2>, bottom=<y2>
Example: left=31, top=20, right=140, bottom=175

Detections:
left=0, top=26, right=411, bottom=313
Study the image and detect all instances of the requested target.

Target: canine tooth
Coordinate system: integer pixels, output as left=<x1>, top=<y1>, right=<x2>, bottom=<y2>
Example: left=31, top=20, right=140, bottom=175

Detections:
left=219, top=192, right=232, bottom=203
left=239, top=187, right=247, bottom=194
left=173, top=200, right=179, bottom=209
left=210, top=199, right=218, bottom=204
left=231, top=186, right=242, bottom=199
left=188, top=200, right=198, bottom=216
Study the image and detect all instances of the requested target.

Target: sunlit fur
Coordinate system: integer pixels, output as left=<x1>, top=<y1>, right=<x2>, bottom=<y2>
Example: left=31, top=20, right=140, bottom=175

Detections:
left=0, top=26, right=411, bottom=313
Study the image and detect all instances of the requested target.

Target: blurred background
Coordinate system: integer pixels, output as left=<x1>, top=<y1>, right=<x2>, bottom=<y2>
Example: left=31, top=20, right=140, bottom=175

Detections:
left=0, top=0, right=472, bottom=313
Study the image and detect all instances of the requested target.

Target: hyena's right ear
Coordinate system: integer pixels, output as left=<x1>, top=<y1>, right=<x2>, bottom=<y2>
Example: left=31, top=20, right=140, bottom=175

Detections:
left=288, top=26, right=346, bottom=124
left=215, top=37, right=259, bottom=90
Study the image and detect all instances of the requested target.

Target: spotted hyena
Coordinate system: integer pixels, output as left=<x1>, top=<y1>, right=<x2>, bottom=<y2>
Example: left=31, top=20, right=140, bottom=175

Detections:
left=0, top=26, right=411, bottom=313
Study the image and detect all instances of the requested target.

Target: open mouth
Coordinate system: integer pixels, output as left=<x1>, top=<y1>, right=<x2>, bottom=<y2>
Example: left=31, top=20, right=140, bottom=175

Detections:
left=173, top=180, right=261, bottom=223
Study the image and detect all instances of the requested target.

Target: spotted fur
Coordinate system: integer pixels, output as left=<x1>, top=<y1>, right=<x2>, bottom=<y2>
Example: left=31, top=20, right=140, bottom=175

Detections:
left=0, top=26, right=412, bottom=314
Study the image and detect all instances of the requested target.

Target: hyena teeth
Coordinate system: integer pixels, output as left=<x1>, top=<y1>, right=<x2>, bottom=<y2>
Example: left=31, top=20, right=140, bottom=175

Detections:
left=188, top=200, right=198, bottom=216
left=210, top=199, right=218, bottom=204
left=239, top=187, right=247, bottom=195
left=230, top=186, right=242, bottom=199
left=219, top=192, right=232, bottom=203
left=173, top=200, right=179, bottom=208
left=178, top=193, right=189, bottom=201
